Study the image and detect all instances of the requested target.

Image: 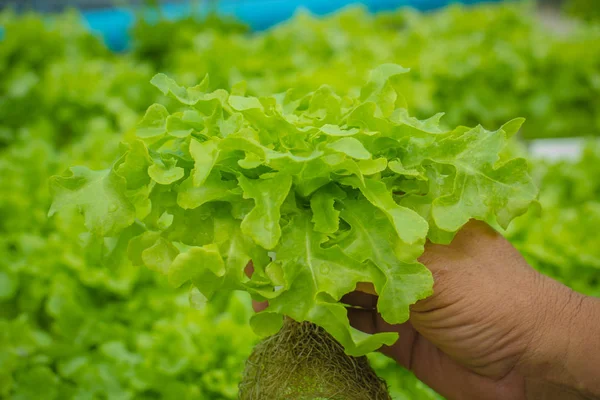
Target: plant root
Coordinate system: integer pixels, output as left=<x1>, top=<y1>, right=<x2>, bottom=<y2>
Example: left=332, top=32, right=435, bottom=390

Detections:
left=239, top=319, right=391, bottom=400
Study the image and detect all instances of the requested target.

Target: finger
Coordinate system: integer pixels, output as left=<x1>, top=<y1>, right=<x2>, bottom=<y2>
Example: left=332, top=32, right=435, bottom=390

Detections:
left=418, top=219, right=490, bottom=266
left=347, top=307, right=413, bottom=337
left=347, top=307, right=378, bottom=334
left=347, top=307, right=420, bottom=368
left=409, top=342, right=525, bottom=400
left=349, top=307, right=524, bottom=400
left=341, top=291, right=378, bottom=309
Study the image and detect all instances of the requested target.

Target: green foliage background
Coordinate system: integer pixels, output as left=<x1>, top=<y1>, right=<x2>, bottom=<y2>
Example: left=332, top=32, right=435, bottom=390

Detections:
left=0, top=3, right=599, bottom=399
left=565, top=0, right=600, bottom=22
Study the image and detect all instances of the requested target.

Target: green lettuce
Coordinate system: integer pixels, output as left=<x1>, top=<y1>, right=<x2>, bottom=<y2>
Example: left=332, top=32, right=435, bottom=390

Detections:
left=565, top=0, right=600, bottom=22
left=142, top=3, right=600, bottom=140
left=51, top=66, right=537, bottom=356
left=6, top=4, right=594, bottom=398
left=508, top=141, right=600, bottom=297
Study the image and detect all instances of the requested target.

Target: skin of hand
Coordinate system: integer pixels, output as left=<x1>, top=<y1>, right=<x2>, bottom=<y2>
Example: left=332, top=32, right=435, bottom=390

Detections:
left=252, top=220, right=600, bottom=400
left=343, top=220, right=600, bottom=400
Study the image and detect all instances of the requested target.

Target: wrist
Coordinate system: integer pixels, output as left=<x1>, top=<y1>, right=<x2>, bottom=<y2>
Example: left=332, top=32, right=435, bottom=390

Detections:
left=519, top=275, right=600, bottom=398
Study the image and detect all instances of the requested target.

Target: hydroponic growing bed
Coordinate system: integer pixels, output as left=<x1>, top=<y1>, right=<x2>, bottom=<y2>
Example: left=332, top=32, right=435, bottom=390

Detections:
left=1, top=1, right=599, bottom=399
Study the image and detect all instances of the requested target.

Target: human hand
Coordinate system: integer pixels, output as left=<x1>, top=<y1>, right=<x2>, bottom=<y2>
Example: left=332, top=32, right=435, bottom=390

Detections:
left=344, top=220, right=600, bottom=400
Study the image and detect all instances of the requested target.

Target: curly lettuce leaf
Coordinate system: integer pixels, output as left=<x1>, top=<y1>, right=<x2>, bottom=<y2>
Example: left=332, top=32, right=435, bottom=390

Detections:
left=50, top=66, right=537, bottom=355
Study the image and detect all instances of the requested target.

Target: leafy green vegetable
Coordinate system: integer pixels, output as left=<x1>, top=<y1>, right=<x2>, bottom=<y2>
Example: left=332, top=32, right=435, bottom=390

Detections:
left=51, top=66, right=537, bottom=356
left=0, top=11, right=154, bottom=149
left=0, top=133, right=259, bottom=400
left=0, top=10, right=256, bottom=400
left=565, top=0, right=600, bottom=22
left=2, top=4, right=599, bottom=399
left=146, top=3, right=600, bottom=139
left=508, top=141, right=600, bottom=297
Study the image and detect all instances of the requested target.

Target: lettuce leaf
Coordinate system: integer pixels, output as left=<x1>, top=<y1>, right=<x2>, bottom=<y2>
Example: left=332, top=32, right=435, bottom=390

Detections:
left=51, top=66, right=537, bottom=355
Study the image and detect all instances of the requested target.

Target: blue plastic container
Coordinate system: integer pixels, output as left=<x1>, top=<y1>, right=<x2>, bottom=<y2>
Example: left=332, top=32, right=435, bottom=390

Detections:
left=82, top=0, right=501, bottom=51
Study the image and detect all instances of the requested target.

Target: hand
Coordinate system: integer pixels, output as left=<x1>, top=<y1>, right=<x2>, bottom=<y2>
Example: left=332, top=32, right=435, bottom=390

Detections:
left=344, top=220, right=600, bottom=400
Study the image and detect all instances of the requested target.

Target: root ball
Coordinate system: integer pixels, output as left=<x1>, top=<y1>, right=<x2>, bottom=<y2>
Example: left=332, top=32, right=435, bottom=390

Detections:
left=239, top=319, right=391, bottom=400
